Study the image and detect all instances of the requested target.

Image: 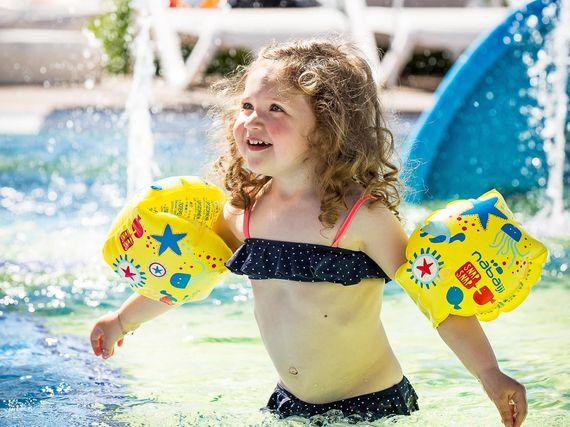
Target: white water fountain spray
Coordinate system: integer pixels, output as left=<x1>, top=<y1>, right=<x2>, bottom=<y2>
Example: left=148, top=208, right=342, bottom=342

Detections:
left=528, top=0, right=570, bottom=236
left=125, top=0, right=157, bottom=196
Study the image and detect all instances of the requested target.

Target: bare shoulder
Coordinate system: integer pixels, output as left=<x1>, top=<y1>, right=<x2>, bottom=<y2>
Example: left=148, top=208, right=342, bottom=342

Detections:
left=350, top=199, right=403, bottom=237
left=212, top=201, right=244, bottom=251
left=360, top=200, right=401, bottom=226
left=352, top=200, right=408, bottom=280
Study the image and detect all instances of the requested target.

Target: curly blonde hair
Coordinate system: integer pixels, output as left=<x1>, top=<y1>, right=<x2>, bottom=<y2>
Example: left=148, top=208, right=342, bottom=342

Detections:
left=210, top=38, right=403, bottom=228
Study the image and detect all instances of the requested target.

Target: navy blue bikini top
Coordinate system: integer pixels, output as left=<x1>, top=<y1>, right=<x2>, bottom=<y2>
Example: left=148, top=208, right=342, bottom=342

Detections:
left=225, top=195, right=390, bottom=285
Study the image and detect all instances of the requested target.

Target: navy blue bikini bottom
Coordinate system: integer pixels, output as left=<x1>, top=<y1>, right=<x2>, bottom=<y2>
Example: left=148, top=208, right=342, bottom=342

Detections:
left=263, top=376, right=419, bottom=423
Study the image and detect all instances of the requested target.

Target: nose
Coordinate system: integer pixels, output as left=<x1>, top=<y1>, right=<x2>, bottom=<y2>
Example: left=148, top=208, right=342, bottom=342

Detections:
left=243, top=110, right=261, bottom=129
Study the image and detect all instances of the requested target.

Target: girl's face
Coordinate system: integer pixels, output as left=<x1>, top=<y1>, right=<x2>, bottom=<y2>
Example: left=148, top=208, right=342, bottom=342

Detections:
left=233, top=63, right=316, bottom=179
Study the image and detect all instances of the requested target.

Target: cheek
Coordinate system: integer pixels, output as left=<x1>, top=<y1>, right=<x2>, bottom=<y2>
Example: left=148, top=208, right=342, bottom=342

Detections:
left=232, top=116, right=244, bottom=140
left=265, top=120, right=289, bottom=139
left=232, top=117, right=248, bottom=157
left=233, top=117, right=248, bottom=141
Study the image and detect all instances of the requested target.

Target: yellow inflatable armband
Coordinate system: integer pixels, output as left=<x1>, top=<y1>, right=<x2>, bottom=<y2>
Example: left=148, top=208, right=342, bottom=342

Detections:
left=395, top=189, right=548, bottom=327
left=102, top=176, right=233, bottom=306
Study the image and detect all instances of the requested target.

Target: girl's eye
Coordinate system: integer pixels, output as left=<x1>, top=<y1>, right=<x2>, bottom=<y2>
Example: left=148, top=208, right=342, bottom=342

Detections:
left=270, top=104, right=284, bottom=112
left=242, top=102, right=253, bottom=110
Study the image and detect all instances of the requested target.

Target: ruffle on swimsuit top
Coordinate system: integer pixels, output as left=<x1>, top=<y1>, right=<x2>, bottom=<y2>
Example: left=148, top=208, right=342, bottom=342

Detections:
left=225, top=237, right=390, bottom=286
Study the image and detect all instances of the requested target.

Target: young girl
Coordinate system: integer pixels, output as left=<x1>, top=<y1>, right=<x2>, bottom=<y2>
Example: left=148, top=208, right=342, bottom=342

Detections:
left=91, top=38, right=527, bottom=425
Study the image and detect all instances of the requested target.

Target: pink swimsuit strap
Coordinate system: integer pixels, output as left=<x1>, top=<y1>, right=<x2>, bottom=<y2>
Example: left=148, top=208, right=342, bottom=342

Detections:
left=242, top=194, right=374, bottom=246
left=243, top=204, right=253, bottom=239
left=331, top=194, right=375, bottom=248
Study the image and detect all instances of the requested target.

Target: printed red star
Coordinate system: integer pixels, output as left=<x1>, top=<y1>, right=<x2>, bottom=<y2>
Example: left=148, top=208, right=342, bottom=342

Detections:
left=416, top=258, right=433, bottom=278
left=121, top=266, right=137, bottom=280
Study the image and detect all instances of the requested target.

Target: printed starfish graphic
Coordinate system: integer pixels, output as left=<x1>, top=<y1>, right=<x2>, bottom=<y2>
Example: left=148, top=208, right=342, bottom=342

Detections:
left=460, top=196, right=507, bottom=230
left=151, top=224, right=187, bottom=256
left=121, top=266, right=137, bottom=280
left=416, top=258, right=433, bottom=278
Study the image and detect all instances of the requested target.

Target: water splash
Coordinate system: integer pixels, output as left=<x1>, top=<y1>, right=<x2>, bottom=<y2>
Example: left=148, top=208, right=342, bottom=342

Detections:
left=125, top=0, right=157, bottom=196
left=528, top=0, right=570, bottom=236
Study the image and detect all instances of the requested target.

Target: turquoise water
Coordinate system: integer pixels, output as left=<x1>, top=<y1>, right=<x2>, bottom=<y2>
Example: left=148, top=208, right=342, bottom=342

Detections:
left=0, top=109, right=568, bottom=426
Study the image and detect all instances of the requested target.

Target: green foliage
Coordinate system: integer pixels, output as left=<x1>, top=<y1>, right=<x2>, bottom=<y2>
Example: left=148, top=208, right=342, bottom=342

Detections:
left=89, top=0, right=260, bottom=78
left=180, top=45, right=251, bottom=78
left=403, top=49, right=453, bottom=76
left=89, top=0, right=250, bottom=79
left=205, top=47, right=251, bottom=76
left=87, top=0, right=133, bottom=74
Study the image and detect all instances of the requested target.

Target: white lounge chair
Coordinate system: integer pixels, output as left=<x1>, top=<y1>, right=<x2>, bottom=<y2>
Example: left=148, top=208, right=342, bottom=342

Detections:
left=152, top=0, right=510, bottom=90
left=151, top=2, right=350, bottom=88
left=363, top=0, right=510, bottom=87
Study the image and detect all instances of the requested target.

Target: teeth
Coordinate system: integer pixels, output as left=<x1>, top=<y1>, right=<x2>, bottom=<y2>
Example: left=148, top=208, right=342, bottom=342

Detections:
left=247, top=139, right=272, bottom=146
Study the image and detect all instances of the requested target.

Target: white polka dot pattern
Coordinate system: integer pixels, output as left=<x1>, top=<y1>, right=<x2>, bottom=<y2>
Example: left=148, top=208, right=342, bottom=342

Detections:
left=262, top=376, right=419, bottom=422
left=225, top=238, right=389, bottom=285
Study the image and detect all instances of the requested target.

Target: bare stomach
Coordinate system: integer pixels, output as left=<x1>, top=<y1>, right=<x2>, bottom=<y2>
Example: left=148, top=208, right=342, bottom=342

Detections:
left=252, top=278, right=403, bottom=404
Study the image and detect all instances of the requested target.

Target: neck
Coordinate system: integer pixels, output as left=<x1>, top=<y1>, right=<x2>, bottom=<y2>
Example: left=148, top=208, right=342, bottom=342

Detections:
left=269, top=169, right=319, bottom=201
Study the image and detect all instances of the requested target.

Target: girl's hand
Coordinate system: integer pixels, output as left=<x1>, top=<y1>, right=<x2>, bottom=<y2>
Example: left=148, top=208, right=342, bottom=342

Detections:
left=90, top=311, right=126, bottom=359
left=90, top=294, right=169, bottom=359
left=479, top=367, right=527, bottom=427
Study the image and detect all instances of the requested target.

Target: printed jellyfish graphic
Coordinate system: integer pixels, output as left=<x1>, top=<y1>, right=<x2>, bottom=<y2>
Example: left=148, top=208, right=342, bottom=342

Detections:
left=490, top=223, right=529, bottom=268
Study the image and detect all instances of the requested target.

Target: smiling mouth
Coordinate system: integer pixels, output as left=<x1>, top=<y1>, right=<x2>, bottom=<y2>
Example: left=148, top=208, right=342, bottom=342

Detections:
left=247, top=138, right=273, bottom=150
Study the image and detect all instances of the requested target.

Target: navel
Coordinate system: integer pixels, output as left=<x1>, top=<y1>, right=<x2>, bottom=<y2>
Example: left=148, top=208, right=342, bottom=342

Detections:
left=288, top=366, right=299, bottom=375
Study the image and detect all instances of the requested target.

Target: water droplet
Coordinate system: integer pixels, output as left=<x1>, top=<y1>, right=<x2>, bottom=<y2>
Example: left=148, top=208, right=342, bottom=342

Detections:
left=526, top=15, right=538, bottom=28
left=45, top=337, right=58, bottom=346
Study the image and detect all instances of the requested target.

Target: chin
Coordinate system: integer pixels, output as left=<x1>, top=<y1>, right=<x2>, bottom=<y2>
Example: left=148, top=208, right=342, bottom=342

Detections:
left=245, top=162, right=272, bottom=177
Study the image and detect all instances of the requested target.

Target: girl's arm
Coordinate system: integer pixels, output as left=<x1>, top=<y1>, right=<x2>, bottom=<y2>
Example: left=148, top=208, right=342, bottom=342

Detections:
left=437, top=315, right=527, bottom=427
left=212, top=201, right=244, bottom=252
left=360, top=204, right=527, bottom=427
left=90, top=293, right=174, bottom=359
left=91, top=201, right=241, bottom=360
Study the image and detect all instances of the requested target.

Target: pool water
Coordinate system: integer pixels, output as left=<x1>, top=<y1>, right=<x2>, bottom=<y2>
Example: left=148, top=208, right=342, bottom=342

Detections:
left=0, top=109, right=568, bottom=426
